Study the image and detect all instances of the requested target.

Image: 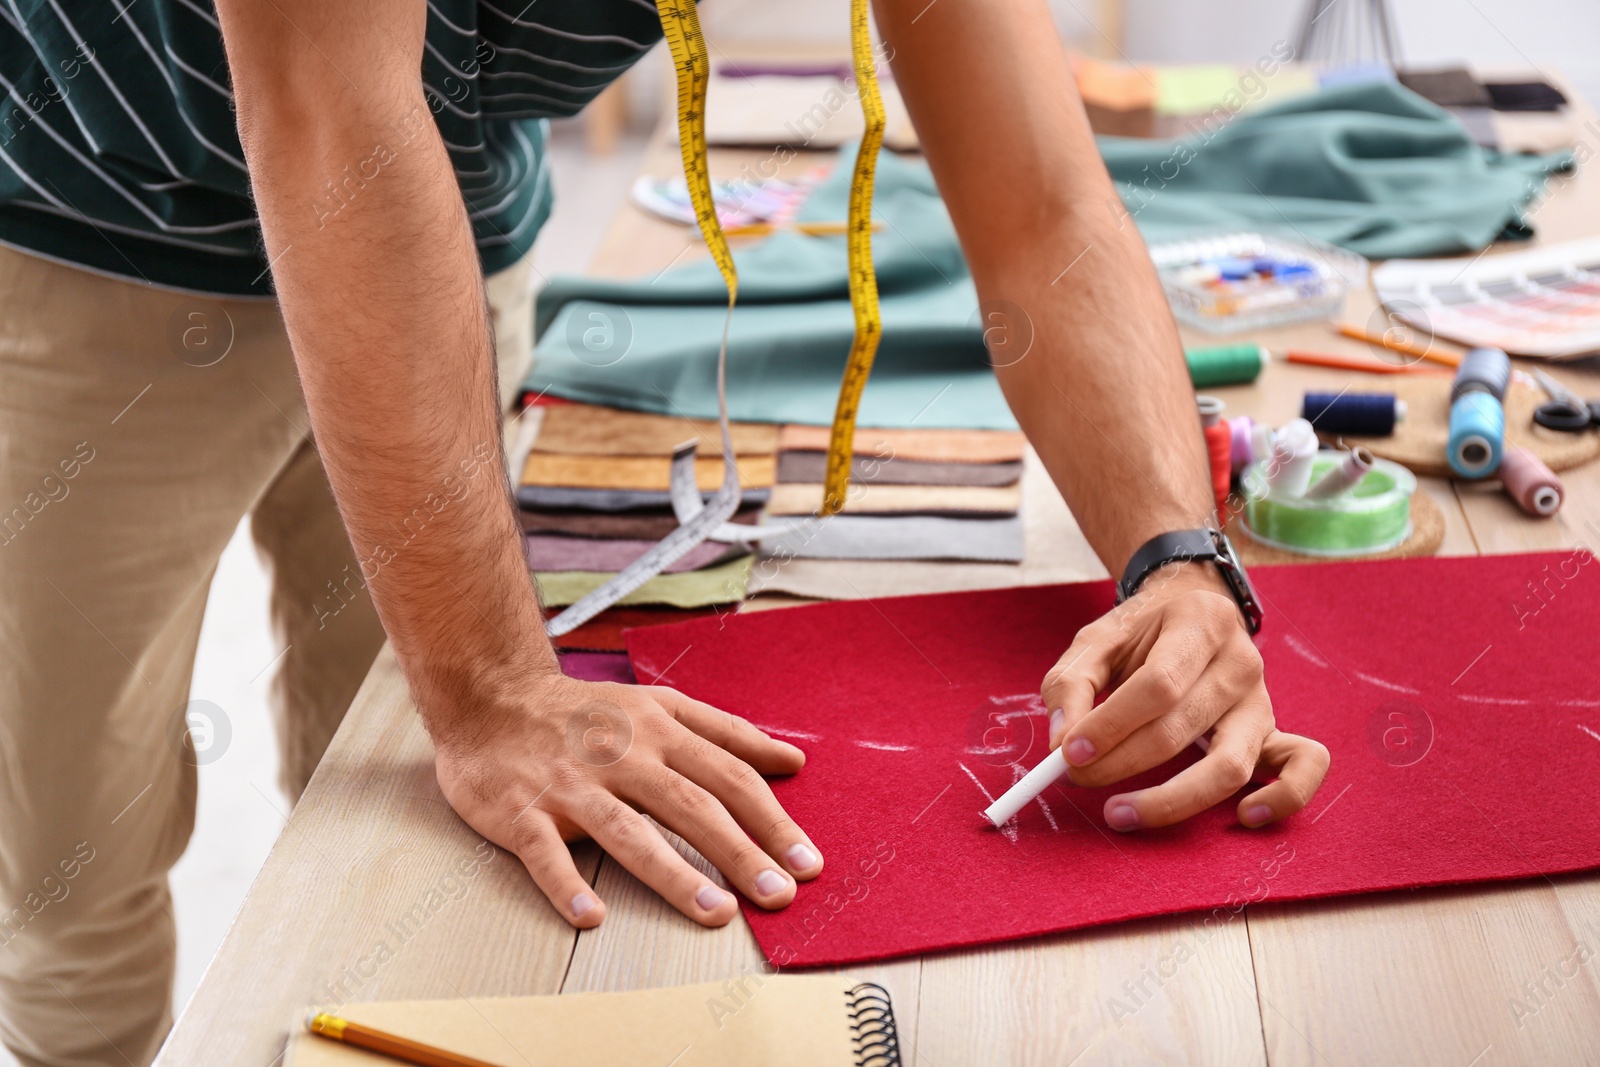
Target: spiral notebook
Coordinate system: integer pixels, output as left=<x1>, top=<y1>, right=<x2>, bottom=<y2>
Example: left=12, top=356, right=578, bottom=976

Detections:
left=285, top=976, right=900, bottom=1067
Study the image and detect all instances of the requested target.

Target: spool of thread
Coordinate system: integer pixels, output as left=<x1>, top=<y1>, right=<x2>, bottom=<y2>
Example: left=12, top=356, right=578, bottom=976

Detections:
left=1251, top=423, right=1276, bottom=471
left=1186, top=344, right=1266, bottom=388
left=1448, top=391, right=1505, bottom=479
left=1242, top=454, right=1416, bottom=557
left=1301, top=392, right=1407, bottom=436
left=1304, top=446, right=1375, bottom=499
left=1197, top=396, right=1231, bottom=514
left=1450, top=346, right=1512, bottom=403
left=1229, top=415, right=1255, bottom=474
left=1499, top=446, right=1563, bottom=517
left=1266, top=418, right=1318, bottom=497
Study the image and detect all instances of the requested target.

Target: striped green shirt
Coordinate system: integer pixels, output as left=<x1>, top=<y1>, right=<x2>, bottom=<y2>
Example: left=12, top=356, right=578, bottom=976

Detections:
left=0, top=0, right=664, bottom=296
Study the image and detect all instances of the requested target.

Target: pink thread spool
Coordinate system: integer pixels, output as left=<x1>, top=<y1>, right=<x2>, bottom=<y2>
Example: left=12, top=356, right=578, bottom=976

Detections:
left=1500, top=447, right=1563, bottom=518
left=1229, top=415, right=1255, bottom=475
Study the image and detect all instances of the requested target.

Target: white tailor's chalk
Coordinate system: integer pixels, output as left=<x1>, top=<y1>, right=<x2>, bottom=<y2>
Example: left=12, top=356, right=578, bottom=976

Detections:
left=982, top=747, right=1069, bottom=827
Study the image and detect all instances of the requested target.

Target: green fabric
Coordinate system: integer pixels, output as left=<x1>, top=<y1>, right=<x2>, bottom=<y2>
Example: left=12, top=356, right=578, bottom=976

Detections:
left=529, top=148, right=1012, bottom=429
left=1105, top=81, right=1571, bottom=258
left=535, top=555, right=752, bottom=608
left=526, top=81, right=1570, bottom=425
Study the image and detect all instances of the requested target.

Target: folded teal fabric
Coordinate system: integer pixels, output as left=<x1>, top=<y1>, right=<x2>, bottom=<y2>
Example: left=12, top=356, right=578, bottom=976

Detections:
left=529, top=148, right=1013, bottom=429
left=1103, top=81, right=1570, bottom=258
left=526, top=81, right=1569, bottom=424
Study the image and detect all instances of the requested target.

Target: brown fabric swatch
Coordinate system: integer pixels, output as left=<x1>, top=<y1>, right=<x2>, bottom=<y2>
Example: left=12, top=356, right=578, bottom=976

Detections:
left=535, top=402, right=779, bottom=456
left=777, top=424, right=1026, bottom=463
left=521, top=452, right=775, bottom=491
left=524, top=534, right=745, bottom=574
left=776, top=451, right=1022, bottom=487
left=518, top=505, right=762, bottom=540
left=766, top=482, right=1021, bottom=517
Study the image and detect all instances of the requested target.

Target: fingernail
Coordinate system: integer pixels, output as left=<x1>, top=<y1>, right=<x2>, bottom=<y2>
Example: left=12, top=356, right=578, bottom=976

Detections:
left=1049, top=709, right=1064, bottom=738
left=785, top=843, right=818, bottom=872
left=695, top=884, right=729, bottom=911
left=1244, top=804, right=1274, bottom=827
left=1107, top=803, right=1140, bottom=831
left=754, top=869, right=788, bottom=897
left=570, top=892, right=595, bottom=917
left=1066, top=737, right=1096, bottom=765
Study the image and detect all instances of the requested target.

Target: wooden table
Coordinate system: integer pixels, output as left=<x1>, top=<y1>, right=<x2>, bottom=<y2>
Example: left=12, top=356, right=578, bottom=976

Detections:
left=156, top=69, right=1600, bottom=1067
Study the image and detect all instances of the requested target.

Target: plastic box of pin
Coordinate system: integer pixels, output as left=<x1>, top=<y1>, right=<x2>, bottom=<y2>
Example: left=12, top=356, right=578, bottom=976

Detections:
left=1150, top=231, right=1369, bottom=334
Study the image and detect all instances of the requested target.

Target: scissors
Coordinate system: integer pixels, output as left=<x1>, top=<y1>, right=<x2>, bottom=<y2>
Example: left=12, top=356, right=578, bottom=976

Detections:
left=1531, top=368, right=1600, bottom=433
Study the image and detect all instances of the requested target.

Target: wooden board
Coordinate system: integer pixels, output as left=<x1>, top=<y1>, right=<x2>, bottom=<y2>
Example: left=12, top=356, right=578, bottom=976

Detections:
left=155, top=61, right=1600, bottom=1067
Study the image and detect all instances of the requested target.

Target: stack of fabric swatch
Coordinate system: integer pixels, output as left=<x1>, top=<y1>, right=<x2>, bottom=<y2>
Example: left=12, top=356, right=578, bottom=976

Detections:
left=757, top=424, right=1026, bottom=564
left=518, top=401, right=1030, bottom=650
left=517, top=400, right=775, bottom=652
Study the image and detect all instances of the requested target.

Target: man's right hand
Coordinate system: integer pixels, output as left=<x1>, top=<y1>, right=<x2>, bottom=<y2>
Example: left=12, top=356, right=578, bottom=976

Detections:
left=433, top=674, right=824, bottom=927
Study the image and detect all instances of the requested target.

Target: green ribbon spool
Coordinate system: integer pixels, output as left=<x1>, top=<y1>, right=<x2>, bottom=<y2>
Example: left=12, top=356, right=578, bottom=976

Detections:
left=1186, top=343, right=1264, bottom=388
left=1242, top=454, right=1415, bottom=557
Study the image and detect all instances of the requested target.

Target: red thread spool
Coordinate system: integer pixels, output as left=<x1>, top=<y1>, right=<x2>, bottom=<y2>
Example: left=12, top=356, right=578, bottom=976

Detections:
left=1500, top=446, right=1563, bottom=518
left=1202, top=421, right=1232, bottom=515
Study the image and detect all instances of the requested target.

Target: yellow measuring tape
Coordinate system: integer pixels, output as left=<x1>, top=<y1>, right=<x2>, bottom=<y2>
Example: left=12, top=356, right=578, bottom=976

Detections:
left=653, top=0, right=885, bottom=517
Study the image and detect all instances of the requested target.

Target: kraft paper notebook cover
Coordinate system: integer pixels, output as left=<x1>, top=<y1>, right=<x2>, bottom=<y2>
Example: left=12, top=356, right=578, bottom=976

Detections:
left=286, top=977, right=900, bottom=1067
left=628, top=552, right=1600, bottom=967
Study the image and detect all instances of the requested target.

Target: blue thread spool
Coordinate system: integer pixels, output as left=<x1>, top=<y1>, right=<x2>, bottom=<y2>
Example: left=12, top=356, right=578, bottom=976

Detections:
left=1449, top=392, right=1505, bottom=478
left=1302, top=392, right=1405, bottom=436
left=1448, top=347, right=1511, bottom=478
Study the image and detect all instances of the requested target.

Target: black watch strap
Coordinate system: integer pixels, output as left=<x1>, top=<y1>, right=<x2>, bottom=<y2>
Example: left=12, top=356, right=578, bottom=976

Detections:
left=1116, top=528, right=1264, bottom=635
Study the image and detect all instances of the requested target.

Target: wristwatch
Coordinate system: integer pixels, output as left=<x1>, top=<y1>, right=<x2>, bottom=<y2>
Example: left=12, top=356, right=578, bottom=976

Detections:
left=1116, top=528, right=1263, bottom=635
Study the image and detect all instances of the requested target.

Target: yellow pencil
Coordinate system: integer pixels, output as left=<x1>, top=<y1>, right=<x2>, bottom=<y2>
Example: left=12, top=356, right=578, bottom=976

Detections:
left=306, top=1011, right=503, bottom=1067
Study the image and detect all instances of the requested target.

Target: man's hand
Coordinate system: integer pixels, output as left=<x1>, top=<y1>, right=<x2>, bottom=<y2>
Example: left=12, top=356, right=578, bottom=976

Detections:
left=1042, top=564, right=1330, bottom=831
left=434, top=676, right=822, bottom=927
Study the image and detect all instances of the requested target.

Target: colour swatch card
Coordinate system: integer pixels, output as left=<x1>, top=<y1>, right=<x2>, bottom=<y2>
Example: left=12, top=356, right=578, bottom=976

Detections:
left=627, top=553, right=1600, bottom=966
left=1374, top=236, right=1600, bottom=359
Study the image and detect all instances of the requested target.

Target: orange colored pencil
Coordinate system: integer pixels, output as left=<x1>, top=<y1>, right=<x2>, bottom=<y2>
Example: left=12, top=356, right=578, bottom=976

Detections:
left=1284, top=349, right=1451, bottom=376
left=1336, top=323, right=1462, bottom=368
left=306, top=1012, right=503, bottom=1067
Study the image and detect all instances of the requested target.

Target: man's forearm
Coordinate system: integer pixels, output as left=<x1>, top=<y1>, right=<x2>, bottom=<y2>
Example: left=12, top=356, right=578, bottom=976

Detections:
left=218, top=4, right=555, bottom=730
left=879, top=0, right=1214, bottom=576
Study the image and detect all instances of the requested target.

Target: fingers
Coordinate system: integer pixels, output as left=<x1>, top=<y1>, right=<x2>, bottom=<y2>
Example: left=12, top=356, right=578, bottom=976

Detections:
left=1236, top=730, right=1332, bottom=827
left=578, top=794, right=741, bottom=927
left=506, top=809, right=607, bottom=928
left=1099, top=703, right=1273, bottom=830
left=652, top=688, right=805, bottom=775
left=625, top=767, right=800, bottom=908
left=1059, top=620, right=1222, bottom=767
left=1040, top=633, right=1118, bottom=748
left=666, top=735, right=823, bottom=881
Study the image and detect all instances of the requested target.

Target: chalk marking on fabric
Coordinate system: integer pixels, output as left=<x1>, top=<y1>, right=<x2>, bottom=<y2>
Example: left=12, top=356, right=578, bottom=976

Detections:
left=855, top=739, right=916, bottom=752
left=1560, top=699, right=1600, bottom=708
left=1282, top=633, right=1330, bottom=669
left=751, top=723, right=824, bottom=743
left=912, top=783, right=951, bottom=824
left=1309, top=782, right=1352, bottom=824
left=1451, top=644, right=1493, bottom=685
left=638, top=644, right=692, bottom=686
left=1353, top=671, right=1420, bottom=695
left=959, top=761, right=1017, bottom=843
left=1457, top=694, right=1531, bottom=706
left=1577, top=725, right=1600, bottom=743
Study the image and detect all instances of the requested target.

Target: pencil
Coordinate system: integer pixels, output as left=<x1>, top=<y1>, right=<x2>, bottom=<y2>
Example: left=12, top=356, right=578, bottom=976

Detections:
left=306, top=1011, right=504, bottom=1067
left=1283, top=349, right=1452, bottom=376
left=1336, top=323, right=1462, bottom=368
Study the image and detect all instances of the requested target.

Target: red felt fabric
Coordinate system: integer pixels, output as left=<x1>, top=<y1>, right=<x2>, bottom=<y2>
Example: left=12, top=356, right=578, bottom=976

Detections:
left=626, top=551, right=1600, bottom=967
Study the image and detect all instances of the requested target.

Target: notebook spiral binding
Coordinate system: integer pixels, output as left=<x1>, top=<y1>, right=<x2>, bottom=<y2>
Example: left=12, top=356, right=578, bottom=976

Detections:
left=846, top=982, right=902, bottom=1067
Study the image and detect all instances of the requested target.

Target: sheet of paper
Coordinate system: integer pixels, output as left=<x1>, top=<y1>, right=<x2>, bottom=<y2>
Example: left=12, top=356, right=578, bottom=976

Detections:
left=285, top=976, right=861, bottom=1067
left=629, top=552, right=1600, bottom=966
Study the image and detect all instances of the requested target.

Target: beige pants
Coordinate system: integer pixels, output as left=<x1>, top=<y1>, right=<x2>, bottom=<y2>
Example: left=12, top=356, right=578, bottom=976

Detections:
left=0, top=244, right=535, bottom=1067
